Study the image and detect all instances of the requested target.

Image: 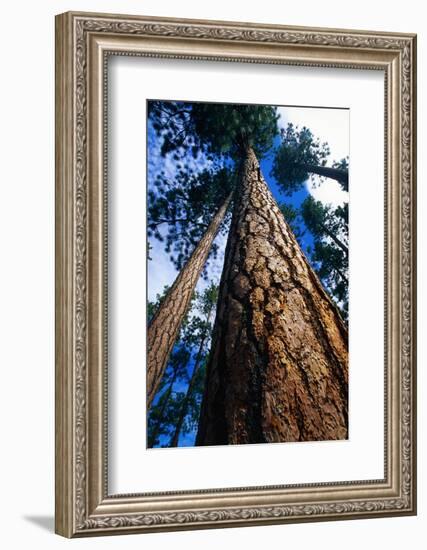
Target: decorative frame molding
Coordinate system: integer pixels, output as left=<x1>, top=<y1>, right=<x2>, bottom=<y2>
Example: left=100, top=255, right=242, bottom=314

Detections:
left=55, top=11, right=417, bottom=537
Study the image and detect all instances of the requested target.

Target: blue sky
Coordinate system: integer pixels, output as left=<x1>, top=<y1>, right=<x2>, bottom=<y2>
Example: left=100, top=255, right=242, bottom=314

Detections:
left=147, top=103, right=349, bottom=447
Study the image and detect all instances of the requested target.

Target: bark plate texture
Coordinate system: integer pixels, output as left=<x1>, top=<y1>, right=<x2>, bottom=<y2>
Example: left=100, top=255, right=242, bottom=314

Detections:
left=197, top=148, right=348, bottom=445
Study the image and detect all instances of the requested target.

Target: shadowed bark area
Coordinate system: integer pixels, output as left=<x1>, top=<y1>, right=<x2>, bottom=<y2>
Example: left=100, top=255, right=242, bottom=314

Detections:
left=196, top=148, right=348, bottom=445
left=147, top=193, right=232, bottom=408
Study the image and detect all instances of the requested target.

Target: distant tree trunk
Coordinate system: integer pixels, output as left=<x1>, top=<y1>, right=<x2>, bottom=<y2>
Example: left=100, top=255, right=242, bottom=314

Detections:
left=298, top=163, right=348, bottom=186
left=147, top=359, right=182, bottom=448
left=196, top=147, right=348, bottom=445
left=169, top=306, right=214, bottom=447
left=322, top=224, right=349, bottom=257
left=169, top=345, right=205, bottom=448
left=147, top=193, right=232, bottom=408
left=334, top=266, right=349, bottom=287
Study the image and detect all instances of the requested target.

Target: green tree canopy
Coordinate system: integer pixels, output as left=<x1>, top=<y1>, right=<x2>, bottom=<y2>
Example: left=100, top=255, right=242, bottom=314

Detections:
left=300, top=195, right=348, bottom=319
left=272, top=123, right=349, bottom=194
left=147, top=284, right=218, bottom=447
left=147, top=286, right=194, bottom=447
left=148, top=100, right=280, bottom=274
left=148, top=166, right=235, bottom=275
left=149, top=100, right=279, bottom=160
left=279, top=201, right=305, bottom=241
left=190, top=103, right=279, bottom=158
left=301, top=195, right=348, bottom=252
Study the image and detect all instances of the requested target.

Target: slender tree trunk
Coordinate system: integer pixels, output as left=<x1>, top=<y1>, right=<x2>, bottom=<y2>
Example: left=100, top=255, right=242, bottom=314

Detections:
left=169, top=345, right=205, bottom=448
left=169, top=307, right=214, bottom=447
left=298, top=163, right=348, bottom=186
left=147, top=360, right=181, bottom=448
left=334, top=266, right=349, bottom=287
left=322, top=224, right=349, bottom=257
left=147, top=193, right=232, bottom=408
left=196, top=147, right=348, bottom=445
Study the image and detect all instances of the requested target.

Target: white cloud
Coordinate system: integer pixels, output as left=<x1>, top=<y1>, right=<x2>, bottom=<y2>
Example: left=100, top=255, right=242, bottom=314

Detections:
left=277, top=106, right=349, bottom=207
left=277, top=106, right=349, bottom=164
left=147, top=236, right=179, bottom=303
left=306, top=177, right=348, bottom=208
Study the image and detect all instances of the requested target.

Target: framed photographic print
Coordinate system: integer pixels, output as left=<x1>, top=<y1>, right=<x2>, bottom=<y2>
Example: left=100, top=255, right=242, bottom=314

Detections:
left=55, top=11, right=417, bottom=537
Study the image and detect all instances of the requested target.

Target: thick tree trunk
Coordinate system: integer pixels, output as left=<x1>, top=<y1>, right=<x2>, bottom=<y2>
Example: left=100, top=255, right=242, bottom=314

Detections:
left=147, top=193, right=232, bottom=408
left=196, top=148, right=348, bottom=445
left=298, top=163, right=348, bottom=186
left=170, top=306, right=214, bottom=447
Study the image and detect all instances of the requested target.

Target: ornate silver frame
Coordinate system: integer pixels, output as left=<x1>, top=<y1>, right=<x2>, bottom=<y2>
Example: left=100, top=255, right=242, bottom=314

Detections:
left=55, top=11, right=417, bottom=537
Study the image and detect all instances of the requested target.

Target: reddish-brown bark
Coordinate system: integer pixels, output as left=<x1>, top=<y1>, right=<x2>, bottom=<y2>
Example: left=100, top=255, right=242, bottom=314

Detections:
left=196, top=147, right=348, bottom=445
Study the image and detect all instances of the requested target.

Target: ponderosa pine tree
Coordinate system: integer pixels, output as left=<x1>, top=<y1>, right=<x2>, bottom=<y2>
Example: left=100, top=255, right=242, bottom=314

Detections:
left=148, top=100, right=348, bottom=444
left=147, top=103, right=278, bottom=408
left=147, top=191, right=231, bottom=408
left=196, top=147, right=348, bottom=445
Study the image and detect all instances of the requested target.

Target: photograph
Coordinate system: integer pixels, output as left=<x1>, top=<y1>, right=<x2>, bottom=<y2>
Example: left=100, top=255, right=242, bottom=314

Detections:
left=146, top=100, right=349, bottom=448
left=52, top=9, right=416, bottom=538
